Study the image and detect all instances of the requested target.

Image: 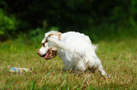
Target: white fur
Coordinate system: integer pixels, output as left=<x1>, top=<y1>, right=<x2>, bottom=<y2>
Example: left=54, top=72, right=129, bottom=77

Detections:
left=38, top=31, right=107, bottom=76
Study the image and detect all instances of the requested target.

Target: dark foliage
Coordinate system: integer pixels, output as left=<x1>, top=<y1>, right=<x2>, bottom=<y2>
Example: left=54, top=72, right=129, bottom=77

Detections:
left=0, top=0, right=137, bottom=41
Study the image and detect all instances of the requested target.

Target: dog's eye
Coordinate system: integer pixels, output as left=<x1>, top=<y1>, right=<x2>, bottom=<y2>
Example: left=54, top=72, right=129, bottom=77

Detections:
left=42, top=43, right=45, bottom=47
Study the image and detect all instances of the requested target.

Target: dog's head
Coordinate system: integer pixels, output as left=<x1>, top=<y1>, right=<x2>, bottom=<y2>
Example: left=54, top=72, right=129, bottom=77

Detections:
left=37, top=31, right=61, bottom=60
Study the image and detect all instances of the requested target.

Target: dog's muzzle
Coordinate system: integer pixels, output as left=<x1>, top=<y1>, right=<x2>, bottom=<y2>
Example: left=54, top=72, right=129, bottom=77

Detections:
left=37, top=48, right=57, bottom=60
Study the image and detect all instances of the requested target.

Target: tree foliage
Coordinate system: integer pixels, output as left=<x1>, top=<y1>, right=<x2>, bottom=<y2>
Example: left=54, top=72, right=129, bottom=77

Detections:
left=0, top=0, right=137, bottom=40
left=0, top=9, right=17, bottom=40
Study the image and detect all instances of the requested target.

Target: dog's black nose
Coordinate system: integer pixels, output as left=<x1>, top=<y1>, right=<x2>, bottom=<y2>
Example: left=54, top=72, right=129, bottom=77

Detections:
left=37, top=51, right=39, bottom=54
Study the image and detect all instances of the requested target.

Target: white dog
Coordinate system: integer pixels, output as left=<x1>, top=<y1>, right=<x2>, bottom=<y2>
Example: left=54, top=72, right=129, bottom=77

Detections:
left=37, top=31, right=107, bottom=76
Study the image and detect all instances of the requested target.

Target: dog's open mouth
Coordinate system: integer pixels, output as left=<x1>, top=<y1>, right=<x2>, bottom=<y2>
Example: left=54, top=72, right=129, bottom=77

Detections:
left=44, top=48, right=57, bottom=60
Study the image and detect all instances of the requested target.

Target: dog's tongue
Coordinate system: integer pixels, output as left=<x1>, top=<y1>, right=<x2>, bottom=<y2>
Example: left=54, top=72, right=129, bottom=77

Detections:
left=45, top=52, right=50, bottom=60
left=44, top=48, right=57, bottom=60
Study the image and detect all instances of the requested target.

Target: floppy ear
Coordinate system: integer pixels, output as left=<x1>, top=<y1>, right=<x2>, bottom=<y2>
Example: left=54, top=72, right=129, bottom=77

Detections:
left=45, top=31, right=61, bottom=39
left=47, top=37, right=73, bottom=53
left=45, top=31, right=62, bottom=43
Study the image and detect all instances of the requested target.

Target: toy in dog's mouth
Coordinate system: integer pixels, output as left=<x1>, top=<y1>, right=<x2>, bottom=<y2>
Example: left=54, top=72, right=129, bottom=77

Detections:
left=44, top=48, right=57, bottom=60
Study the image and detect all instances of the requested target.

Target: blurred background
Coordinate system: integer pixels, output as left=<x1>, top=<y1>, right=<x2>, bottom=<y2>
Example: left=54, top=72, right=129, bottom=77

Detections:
left=0, top=0, right=137, bottom=42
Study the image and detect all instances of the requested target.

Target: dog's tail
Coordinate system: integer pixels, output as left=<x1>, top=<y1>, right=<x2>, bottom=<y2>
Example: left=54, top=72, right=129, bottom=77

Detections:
left=48, top=37, right=73, bottom=53
left=92, top=44, right=98, bottom=51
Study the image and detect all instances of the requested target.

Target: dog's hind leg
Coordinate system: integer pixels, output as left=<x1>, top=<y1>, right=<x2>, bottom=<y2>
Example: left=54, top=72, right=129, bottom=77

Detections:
left=88, top=57, right=107, bottom=76
left=76, top=60, right=87, bottom=72
left=98, top=65, right=107, bottom=77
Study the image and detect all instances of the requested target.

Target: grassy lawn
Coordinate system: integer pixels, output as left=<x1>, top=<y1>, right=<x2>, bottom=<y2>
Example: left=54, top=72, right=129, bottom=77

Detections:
left=0, top=38, right=137, bottom=90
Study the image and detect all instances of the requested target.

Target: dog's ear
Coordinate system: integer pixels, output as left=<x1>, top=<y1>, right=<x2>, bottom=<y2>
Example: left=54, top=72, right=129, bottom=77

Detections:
left=45, top=31, right=61, bottom=41
left=48, top=37, right=73, bottom=53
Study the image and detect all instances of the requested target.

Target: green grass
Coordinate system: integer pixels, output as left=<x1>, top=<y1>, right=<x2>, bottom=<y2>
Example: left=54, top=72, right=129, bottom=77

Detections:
left=0, top=38, right=137, bottom=90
